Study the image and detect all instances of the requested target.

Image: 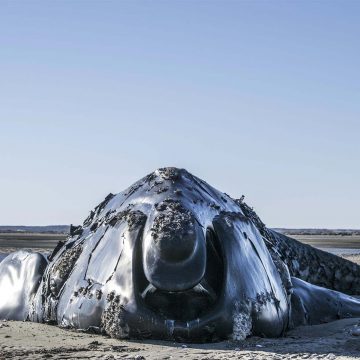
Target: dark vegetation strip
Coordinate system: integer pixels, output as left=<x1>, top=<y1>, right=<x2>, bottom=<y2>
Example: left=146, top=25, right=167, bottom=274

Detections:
left=0, top=232, right=359, bottom=251
left=0, top=233, right=67, bottom=249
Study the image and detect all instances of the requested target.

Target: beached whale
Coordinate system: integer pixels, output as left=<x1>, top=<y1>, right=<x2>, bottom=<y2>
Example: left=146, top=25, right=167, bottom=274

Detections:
left=0, top=167, right=359, bottom=342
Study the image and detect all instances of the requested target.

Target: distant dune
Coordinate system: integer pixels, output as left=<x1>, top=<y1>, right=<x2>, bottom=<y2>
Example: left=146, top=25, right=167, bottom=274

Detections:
left=273, top=228, right=360, bottom=236
left=0, top=225, right=70, bottom=234
left=1, top=225, right=360, bottom=236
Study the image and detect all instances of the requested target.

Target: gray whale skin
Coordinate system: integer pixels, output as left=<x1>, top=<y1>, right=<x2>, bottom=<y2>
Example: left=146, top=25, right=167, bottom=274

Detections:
left=1, top=167, right=360, bottom=342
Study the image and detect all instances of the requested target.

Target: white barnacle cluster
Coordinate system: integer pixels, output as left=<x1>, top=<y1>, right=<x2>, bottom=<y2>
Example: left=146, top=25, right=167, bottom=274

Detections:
left=232, top=302, right=252, bottom=341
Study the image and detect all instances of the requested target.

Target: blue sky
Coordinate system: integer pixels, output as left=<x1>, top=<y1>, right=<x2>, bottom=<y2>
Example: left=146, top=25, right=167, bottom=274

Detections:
left=1, top=1, right=359, bottom=228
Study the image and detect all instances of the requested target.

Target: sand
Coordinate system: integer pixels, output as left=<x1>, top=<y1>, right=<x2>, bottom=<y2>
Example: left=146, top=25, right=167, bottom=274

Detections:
left=0, top=317, right=360, bottom=360
left=341, top=254, right=360, bottom=265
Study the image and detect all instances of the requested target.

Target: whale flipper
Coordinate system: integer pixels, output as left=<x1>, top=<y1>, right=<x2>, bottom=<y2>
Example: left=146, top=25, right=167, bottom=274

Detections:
left=0, top=250, right=47, bottom=320
left=290, top=276, right=360, bottom=327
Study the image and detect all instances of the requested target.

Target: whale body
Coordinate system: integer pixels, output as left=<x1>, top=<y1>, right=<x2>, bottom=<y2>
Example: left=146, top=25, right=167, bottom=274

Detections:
left=0, top=167, right=359, bottom=342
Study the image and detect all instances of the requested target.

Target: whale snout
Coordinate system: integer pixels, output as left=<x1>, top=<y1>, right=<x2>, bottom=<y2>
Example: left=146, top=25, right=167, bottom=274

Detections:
left=142, top=200, right=206, bottom=292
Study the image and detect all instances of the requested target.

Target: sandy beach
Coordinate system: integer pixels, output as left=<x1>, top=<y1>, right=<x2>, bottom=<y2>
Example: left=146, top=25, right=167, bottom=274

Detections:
left=1, top=317, right=360, bottom=360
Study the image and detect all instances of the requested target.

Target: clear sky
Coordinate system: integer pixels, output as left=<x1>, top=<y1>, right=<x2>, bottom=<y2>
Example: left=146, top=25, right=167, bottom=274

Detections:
left=1, top=1, right=359, bottom=228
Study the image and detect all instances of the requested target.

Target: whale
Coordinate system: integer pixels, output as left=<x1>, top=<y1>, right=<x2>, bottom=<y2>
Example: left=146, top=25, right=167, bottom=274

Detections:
left=0, top=167, right=359, bottom=342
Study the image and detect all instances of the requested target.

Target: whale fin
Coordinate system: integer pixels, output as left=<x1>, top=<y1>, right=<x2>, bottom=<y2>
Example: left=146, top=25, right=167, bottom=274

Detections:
left=290, top=276, right=360, bottom=328
left=0, top=250, right=47, bottom=321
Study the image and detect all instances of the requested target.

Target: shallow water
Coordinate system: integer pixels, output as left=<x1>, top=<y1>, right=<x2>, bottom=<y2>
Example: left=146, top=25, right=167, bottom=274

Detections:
left=319, top=248, right=360, bottom=256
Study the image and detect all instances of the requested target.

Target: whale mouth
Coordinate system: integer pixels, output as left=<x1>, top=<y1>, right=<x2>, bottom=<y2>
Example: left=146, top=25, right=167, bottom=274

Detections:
left=141, top=279, right=217, bottom=321
left=138, top=228, right=224, bottom=322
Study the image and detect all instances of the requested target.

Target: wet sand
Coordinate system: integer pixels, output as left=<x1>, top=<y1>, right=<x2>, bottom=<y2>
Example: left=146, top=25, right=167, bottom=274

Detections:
left=289, top=234, right=360, bottom=249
